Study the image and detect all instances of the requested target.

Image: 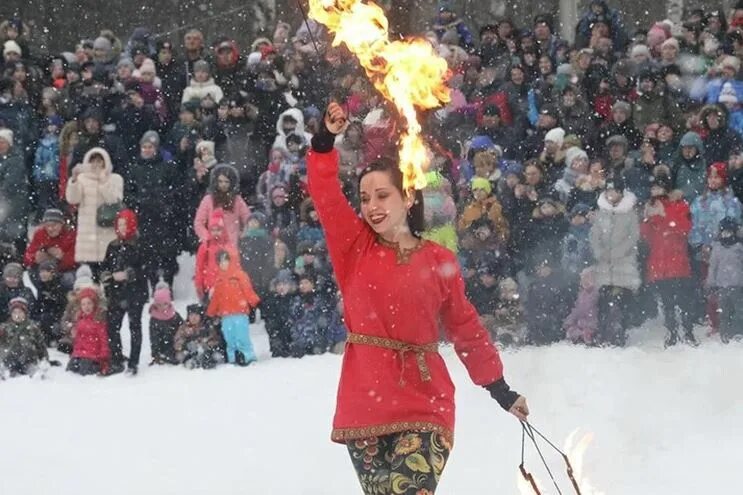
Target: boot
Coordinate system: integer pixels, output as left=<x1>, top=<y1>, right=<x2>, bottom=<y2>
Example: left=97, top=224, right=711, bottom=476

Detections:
left=105, top=360, right=126, bottom=375
left=664, top=331, right=678, bottom=348
left=683, top=330, right=699, bottom=347
left=235, top=350, right=247, bottom=366
left=126, top=362, right=138, bottom=376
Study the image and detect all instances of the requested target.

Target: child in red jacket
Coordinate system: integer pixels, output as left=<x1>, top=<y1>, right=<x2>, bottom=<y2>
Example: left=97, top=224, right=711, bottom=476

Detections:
left=194, top=209, right=238, bottom=301
left=67, top=287, right=111, bottom=375
left=206, top=250, right=260, bottom=365
left=641, top=173, right=696, bottom=347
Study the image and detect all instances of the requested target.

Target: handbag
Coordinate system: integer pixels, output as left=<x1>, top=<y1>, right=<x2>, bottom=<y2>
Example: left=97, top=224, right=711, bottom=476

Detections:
left=96, top=201, right=124, bottom=227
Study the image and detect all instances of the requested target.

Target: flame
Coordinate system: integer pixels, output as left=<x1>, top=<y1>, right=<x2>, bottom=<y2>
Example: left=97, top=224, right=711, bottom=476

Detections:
left=518, top=430, right=605, bottom=495
left=308, top=0, right=451, bottom=190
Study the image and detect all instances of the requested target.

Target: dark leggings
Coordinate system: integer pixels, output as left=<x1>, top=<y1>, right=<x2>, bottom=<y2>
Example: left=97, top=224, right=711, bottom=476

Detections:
left=654, top=279, right=694, bottom=337
left=107, top=301, right=145, bottom=366
left=347, top=431, right=451, bottom=494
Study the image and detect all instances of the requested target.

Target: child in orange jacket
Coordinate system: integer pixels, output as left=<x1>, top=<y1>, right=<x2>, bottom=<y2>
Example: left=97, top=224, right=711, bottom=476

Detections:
left=195, top=209, right=238, bottom=301
left=206, top=250, right=260, bottom=365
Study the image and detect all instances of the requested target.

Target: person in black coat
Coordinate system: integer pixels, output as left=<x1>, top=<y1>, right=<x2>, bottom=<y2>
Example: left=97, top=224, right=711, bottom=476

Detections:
left=154, top=40, right=188, bottom=124
left=261, top=269, right=297, bottom=358
left=100, top=209, right=149, bottom=375
left=525, top=258, right=577, bottom=345
left=72, top=106, right=128, bottom=177
left=35, top=260, right=66, bottom=345
left=124, top=131, right=182, bottom=287
left=700, top=105, right=743, bottom=163
left=239, top=212, right=276, bottom=298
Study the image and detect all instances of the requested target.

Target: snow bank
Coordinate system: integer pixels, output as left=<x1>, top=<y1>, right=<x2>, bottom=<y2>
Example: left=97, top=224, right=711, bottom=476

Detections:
left=2, top=258, right=741, bottom=493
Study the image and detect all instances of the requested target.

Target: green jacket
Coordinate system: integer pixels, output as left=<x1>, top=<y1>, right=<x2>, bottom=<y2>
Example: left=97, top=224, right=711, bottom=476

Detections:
left=0, top=319, right=48, bottom=366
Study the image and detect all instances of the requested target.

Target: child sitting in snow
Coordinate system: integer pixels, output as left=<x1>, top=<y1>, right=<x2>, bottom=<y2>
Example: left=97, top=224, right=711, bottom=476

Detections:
left=206, top=251, right=261, bottom=365
left=0, top=262, right=36, bottom=322
left=0, top=297, right=48, bottom=377
left=260, top=269, right=296, bottom=358
left=149, top=280, right=183, bottom=365
left=174, top=304, right=223, bottom=369
left=563, top=267, right=599, bottom=345
left=67, top=288, right=111, bottom=376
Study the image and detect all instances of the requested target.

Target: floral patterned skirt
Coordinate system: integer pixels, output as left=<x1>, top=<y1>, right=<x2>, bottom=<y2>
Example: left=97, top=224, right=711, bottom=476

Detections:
left=346, top=431, right=451, bottom=494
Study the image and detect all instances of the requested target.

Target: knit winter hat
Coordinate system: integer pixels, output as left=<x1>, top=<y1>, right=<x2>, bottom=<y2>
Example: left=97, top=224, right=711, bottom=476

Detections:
left=680, top=131, right=703, bottom=149
left=3, top=40, right=21, bottom=57
left=708, top=162, right=728, bottom=185
left=153, top=281, right=172, bottom=305
left=502, top=161, right=524, bottom=177
left=139, top=130, right=160, bottom=148
left=569, top=203, right=591, bottom=219
left=186, top=303, right=205, bottom=316
left=0, top=128, right=13, bottom=147
left=611, top=100, right=632, bottom=116
left=661, top=37, right=679, bottom=51
left=138, top=58, right=156, bottom=76
left=93, top=36, right=112, bottom=53
left=544, top=127, right=565, bottom=147
left=39, top=259, right=58, bottom=273
left=3, top=262, right=23, bottom=279
left=42, top=208, right=65, bottom=224
left=117, top=58, right=135, bottom=71
left=74, top=264, right=95, bottom=290
left=606, top=134, right=629, bottom=150
left=193, top=59, right=211, bottom=74
left=565, top=147, right=588, bottom=169
left=8, top=297, right=28, bottom=314
left=630, top=44, right=651, bottom=59
left=471, top=177, right=493, bottom=195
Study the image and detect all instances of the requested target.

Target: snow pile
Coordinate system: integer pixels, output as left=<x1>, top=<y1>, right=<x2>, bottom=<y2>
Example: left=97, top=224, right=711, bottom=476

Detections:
left=1, top=259, right=741, bottom=494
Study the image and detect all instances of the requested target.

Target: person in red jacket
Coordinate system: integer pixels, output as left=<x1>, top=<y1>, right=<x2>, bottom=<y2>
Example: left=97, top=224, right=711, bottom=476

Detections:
left=640, top=173, right=697, bottom=347
left=23, top=208, right=76, bottom=289
left=66, top=287, right=111, bottom=375
left=194, top=209, right=238, bottom=301
left=308, top=103, right=528, bottom=494
left=206, top=250, right=260, bottom=365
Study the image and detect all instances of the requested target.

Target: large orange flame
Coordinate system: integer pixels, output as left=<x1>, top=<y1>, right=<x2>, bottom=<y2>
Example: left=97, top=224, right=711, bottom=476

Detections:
left=308, top=0, right=451, bottom=190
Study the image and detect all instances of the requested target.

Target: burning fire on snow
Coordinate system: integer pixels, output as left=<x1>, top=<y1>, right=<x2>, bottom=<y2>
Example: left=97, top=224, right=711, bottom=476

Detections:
left=518, top=430, right=605, bottom=495
left=308, top=0, right=451, bottom=191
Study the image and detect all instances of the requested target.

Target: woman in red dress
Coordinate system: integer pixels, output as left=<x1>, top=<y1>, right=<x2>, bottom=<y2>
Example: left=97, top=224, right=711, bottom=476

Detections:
left=308, top=103, right=529, bottom=494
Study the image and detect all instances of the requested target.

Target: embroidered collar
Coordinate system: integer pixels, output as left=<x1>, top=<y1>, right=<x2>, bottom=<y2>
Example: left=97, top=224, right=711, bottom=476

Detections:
left=377, top=236, right=425, bottom=264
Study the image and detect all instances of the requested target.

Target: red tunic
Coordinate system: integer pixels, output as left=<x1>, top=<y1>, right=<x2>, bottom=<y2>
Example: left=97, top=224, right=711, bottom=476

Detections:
left=307, top=149, right=504, bottom=445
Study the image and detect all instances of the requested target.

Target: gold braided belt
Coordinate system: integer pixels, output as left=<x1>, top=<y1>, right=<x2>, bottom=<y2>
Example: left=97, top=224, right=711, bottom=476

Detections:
left=347, top=333, right=439, bottom=386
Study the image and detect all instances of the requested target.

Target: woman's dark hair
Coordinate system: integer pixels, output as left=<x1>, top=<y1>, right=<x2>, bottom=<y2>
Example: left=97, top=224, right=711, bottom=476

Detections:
left=358, top=161, right=425, bottom=238
left=212, top=171, right=235, bottom=211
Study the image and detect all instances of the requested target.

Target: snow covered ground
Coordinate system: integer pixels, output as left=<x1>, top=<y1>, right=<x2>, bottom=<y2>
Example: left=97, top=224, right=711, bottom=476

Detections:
left=2, top=257, right=742, bottom=494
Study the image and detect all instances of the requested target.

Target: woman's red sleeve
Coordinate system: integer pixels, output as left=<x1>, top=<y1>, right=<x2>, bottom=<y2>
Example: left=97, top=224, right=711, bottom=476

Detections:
left=307, top=149, right=371, bottom=284
left=439, top=252, right=504, bottom=386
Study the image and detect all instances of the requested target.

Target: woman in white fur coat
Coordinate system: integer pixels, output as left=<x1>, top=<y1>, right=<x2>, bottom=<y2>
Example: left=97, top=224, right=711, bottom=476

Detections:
left=66, top=147, right=124, bottom=266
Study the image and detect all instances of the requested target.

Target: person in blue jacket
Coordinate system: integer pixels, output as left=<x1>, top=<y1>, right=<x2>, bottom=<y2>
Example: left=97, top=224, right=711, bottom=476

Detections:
left=431, top=1, right=474, bottom=52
